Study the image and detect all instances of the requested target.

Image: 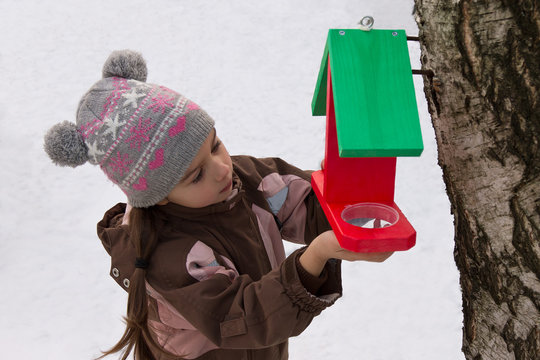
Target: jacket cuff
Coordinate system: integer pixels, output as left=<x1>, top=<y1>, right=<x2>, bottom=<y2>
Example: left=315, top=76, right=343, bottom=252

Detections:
left=282, top=248, right=342, bottom=314
left=295, top=254, right=328, bottom=295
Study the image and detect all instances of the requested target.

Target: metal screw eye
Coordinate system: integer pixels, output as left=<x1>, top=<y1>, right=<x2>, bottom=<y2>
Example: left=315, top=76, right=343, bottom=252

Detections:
left=358, top=16, right=374, bottom=31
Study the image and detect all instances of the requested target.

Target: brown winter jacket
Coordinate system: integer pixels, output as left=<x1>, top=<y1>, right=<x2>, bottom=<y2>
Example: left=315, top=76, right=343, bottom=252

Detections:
left=97, top=156, right=342, bottom=359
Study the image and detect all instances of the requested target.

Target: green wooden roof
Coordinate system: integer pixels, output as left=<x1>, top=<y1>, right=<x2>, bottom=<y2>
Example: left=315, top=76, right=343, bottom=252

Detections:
left=312, top=29, right=423, bottom=157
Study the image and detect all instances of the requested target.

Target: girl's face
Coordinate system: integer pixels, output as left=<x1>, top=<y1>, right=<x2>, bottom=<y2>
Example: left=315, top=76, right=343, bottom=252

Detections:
left=159, top=128, right=233, bottom=208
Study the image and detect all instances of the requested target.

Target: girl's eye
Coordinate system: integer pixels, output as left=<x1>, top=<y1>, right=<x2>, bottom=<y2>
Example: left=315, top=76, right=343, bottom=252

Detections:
left=212, top=140, right=222, bottom=153
left=192, top=169, right=204, bottom=184
left=192, top=139, right=221, bottom=184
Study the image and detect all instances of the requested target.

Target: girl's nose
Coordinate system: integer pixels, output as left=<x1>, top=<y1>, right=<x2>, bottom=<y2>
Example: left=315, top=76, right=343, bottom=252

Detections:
left=213, top=157, right=229, bottom=181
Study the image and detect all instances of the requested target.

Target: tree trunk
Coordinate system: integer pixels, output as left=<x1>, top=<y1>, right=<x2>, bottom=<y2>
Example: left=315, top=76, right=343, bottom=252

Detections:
left=413, top=0, right=540, bottom=359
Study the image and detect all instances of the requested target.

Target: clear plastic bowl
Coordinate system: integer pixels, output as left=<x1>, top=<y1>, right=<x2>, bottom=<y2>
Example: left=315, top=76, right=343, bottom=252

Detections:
left=341, top=202, right=399, bottom=229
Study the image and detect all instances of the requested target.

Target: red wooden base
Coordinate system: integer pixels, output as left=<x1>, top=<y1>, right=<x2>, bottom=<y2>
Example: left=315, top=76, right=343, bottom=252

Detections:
left=312, top=170, right=416, bottom=253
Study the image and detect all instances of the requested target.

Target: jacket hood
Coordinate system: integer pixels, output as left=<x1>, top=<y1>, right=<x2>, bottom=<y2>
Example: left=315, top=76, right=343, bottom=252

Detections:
left=96, top=174, right=244, bottom=291
left=97, top=202, right=136, bottom=291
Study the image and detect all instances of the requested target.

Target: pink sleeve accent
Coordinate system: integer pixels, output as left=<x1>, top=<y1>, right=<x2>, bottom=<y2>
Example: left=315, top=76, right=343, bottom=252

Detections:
left=257, top=172, right=286, bottom=197
left=258, top=173, right=312, bottom=245
left=186, top=241, right=238, bottom=282
left=146, top=282, right=219, bottom=359
left=276, top=175, right=311, bottom=244
left=251, top=204, right=286, bottom=269
left=144, top=243, right=239, bottom=359
left=148, top=320, right=218, bottom=359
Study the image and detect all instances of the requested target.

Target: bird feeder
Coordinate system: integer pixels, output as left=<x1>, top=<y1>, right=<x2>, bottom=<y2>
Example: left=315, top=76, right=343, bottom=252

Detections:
left=311, top=27, right=423, bottom=252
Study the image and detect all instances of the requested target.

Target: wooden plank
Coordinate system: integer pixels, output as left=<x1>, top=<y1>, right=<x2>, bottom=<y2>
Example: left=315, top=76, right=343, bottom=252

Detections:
left=311, top=40, right=329, bottom=116
left=312, top=29, right=424, bottom=157
left=323, top=65, right=397, bottom=203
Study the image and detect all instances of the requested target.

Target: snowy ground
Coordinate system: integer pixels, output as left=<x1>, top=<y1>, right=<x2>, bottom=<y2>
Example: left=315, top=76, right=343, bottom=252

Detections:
left=1, top=1, right=463, bottom=359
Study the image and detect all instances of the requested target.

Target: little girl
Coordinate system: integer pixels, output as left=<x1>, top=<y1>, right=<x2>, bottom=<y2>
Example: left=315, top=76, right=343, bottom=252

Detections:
left=44, top=50, right=392, bottom=360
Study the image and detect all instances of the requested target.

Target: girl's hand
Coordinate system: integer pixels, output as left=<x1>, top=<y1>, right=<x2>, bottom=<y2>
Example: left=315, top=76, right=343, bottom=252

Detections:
left=299, top=230, right=393, bottom=277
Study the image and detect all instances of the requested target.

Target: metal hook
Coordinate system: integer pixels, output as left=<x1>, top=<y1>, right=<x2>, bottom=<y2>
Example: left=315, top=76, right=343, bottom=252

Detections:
left=358, top=16, right=374, bottom=31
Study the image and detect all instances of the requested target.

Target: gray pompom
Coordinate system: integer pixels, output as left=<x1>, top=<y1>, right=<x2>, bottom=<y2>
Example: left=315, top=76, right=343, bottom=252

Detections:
left=44, top=121, right=89, bottom=167
left=102, top=50, right=147, bottom=82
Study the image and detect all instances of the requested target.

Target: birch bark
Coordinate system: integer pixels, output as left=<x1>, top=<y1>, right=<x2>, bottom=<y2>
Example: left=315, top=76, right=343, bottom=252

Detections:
left=413, top=1, right=540, bottom=358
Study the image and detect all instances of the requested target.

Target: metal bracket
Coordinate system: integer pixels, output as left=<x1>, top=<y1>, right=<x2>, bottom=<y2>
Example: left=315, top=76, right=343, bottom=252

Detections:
left=412, top=69, right=435, bottom=77
left=405, top=36, right=435, bottom=77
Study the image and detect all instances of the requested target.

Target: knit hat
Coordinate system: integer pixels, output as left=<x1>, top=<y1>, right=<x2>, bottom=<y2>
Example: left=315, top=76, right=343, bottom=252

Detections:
left=44, top=50, right=215, bottom=207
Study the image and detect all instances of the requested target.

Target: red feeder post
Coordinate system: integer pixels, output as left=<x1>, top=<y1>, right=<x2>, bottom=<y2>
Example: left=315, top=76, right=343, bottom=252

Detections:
left=311, top=28, right=423, bottom=252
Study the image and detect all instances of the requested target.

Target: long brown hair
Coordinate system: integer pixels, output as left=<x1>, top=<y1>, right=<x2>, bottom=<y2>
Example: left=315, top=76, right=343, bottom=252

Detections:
left=98, top=206, right=178, bottom=360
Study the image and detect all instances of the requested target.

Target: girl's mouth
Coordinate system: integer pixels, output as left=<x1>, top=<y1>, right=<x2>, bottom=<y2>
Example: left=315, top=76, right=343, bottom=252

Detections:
left=220, top=179, right=232, bottom=194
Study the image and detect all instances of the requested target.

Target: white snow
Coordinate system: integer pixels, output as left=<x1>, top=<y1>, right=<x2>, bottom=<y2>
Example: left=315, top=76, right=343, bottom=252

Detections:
left=0, top=0, right=463, bottom=358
